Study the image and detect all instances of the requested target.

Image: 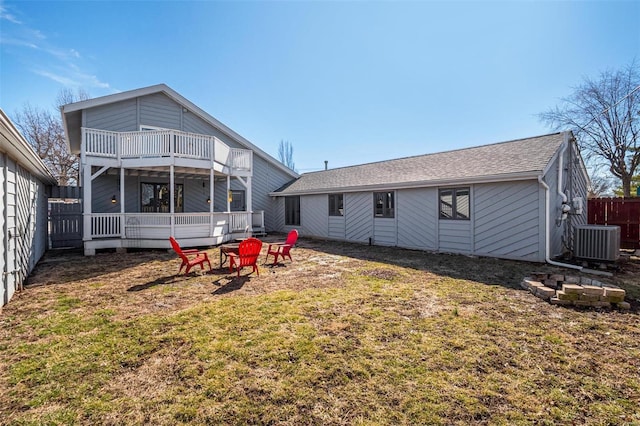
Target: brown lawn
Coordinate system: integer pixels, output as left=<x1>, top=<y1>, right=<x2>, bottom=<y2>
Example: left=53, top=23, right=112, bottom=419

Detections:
left=1, top=236, right=639, bottom=425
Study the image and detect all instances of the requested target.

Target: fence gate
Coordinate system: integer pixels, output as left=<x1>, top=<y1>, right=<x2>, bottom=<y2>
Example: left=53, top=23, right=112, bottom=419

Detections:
left=588, top=197, right=640, bottom=249
left=49, top=202, right=83, bottom=248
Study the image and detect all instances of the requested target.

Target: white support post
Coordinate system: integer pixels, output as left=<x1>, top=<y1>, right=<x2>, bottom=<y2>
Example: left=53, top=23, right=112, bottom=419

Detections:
left=245, top=176, right=252, bottom=213
left=226, top=176, right=231, bottom=212
left=120, top=168, right=125, bottom=238
left=170, top=165, right=175, bottom=237
left=82, top=156, right=92, bottom=242
left=209, top=169, right=214, bottom=237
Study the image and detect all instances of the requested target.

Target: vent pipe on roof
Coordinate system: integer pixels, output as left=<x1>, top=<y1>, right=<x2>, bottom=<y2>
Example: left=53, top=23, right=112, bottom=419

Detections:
left=324, top=160, right=328, bottom=170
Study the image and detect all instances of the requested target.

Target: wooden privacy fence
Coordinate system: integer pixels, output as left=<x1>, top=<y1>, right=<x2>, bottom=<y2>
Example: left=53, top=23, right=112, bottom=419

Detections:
left=49, top=202, right=83, bottom=249
left=588, top=197, right=640, bottom=249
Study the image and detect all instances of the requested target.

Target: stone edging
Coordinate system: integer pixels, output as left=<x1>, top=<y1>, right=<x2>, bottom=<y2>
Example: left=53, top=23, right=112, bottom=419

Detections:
left=521, top=273, right=630, bottom=310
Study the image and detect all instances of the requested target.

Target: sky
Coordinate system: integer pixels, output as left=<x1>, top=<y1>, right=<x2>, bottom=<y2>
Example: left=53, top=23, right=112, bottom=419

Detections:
left=0, top=1, right=638, bottom=173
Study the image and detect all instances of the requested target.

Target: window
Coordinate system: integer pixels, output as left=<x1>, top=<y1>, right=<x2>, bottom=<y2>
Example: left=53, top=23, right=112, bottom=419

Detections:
left=439, top=188, right=470, bottom=220
left=374, top=192, right=394, bottom=218
left=285, top=196, right=300, bottom=226
left=329, top=194, right=344, bottom=216
left=141, top=183, right=183, bottom=213
left=230, top=190, right=245, bottom=211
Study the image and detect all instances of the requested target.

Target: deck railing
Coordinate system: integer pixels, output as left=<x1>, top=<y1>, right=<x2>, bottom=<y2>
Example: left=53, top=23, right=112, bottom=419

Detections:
left=83, top=128, right=252, bottom=172
left=88, top=211, right=259, bottom=240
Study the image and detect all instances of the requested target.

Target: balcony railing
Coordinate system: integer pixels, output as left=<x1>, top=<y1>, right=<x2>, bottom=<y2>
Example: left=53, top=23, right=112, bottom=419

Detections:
left=83, top=128, right=252, bottom=172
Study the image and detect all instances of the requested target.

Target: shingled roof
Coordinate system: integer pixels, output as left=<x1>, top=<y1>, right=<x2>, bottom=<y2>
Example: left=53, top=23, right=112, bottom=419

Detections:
left=272, top=132, right=569, bottom=195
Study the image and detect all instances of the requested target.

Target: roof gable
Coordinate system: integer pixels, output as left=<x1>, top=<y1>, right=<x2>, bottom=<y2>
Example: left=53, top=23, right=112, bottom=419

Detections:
left=273, top=132, right=570, bottom=195
left=61, top=84, right=298, bottom=179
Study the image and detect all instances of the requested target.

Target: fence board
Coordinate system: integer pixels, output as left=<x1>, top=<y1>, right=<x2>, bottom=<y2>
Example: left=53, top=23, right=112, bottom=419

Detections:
left=49, top=202, right=83, bottom=248
left=588, top=197, right=640, bottom=249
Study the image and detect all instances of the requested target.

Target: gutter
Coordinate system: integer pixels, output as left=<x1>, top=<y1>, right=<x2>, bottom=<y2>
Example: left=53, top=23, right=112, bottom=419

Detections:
left=538, top=175, right=582, bottom=271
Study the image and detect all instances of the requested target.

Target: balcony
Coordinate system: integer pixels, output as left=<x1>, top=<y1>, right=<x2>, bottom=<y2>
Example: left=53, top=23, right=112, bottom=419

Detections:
left=82, top=127, right=252, bottom=175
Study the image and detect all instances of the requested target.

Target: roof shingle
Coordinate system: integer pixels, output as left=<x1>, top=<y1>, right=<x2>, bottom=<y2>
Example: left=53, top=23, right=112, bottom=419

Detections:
left=273, top=132, right=566, bottom=195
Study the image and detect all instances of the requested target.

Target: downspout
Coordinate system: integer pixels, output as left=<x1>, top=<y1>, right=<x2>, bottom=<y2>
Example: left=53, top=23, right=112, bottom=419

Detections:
left=539, top=175, right=582, bottom=270
left=557, top=135, right=568, bottom=204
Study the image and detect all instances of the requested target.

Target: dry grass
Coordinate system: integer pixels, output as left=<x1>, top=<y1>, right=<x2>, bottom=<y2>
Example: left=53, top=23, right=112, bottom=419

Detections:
left=1, top=236, right=639, bottom=425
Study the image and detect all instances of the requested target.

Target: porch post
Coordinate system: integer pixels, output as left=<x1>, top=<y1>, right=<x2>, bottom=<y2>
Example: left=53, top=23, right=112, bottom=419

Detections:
left=170, top=165, right=175, bottom=237
left=120, top=168, right=125, bottom=238
left=226, top=176, right=231, bottom=212
left=246, top=176, right=252, bottom=213
left=81, top=144, right=91, bottom=243
left=209, top=169, right=214, bottom=237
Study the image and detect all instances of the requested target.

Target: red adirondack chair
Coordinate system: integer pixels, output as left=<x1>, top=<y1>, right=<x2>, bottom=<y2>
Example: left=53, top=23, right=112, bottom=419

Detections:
left=228, top=237, right=263, bottom=277
left=265, top=229, right=298, bottom=265
left=169, top=237, right=212, bottom=275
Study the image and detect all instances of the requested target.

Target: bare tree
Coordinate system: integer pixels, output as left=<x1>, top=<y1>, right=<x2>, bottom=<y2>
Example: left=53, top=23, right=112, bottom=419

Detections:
left=539, top=62, right=640, bottom=197
left=278, top=139, right=296, bottom=172
left=587, top=174, right=612, bottom=198
left=12, top=89, right=89, bottom=186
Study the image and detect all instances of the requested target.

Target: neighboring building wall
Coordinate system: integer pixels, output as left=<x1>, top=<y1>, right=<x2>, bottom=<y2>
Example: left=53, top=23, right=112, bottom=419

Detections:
left=83, top=93, right=294, bottom=231
left=0, top=154, right=49, bottom=306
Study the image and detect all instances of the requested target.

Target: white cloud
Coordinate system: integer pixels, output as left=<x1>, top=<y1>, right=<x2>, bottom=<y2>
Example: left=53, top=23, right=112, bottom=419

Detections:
left=34, top=68, right=112, bottom=92
left=0, top=4, right=22, bottom=24
left=3, top=2, right=113, bottom=94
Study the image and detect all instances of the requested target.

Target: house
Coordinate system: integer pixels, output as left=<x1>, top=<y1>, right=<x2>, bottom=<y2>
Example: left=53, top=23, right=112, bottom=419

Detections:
left=270, top=131, right=589, bottom=263
left=0, top=109, right=57, bottom=307
left=61, top=84, right=298, bottom=255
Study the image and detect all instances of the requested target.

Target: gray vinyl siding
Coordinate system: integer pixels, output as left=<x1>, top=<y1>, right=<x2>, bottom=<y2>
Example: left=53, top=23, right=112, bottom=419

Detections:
left=1, top=154, right=49, bottom=307
left=252, top=156, right=295, bottom=232
left=328, top=216, right=346, bottom=239
left=567, top=143, right=589, bottom=250
left=473, top=181, right=541, bottom=261
left=92, top=174, right=120, bottom=213
left=84, top=98, right=138, bottom=131
left=544, top=150, right=564, bottom=258
left=438, top=220, right=472, bottom=254
left=274, top=197, right=286, bottom=232
left=345, top=192, right=373, bottom=244
left=374, top=217, right=397, bottom=246
left=139, top=93, right=182, bottom=129
left=300, top=195, right=328, bottom=238
left=397, top=188, right=437, bottom=250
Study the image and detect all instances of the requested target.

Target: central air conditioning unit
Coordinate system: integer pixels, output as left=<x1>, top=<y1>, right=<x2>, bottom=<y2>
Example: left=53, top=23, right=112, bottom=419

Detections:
left=574, top=225, right=621, bottom=262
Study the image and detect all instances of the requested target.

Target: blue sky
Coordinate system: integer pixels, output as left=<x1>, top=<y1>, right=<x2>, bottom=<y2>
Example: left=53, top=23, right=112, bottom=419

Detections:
left=1, top=1, right=638, bottom=172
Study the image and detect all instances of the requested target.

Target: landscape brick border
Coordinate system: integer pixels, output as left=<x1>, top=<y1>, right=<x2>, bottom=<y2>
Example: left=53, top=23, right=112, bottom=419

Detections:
left=521, top=273, right=630, bottom=310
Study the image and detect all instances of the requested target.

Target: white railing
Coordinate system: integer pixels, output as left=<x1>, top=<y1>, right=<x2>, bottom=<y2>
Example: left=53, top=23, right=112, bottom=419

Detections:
left=91, top=214, right=122, bottom=238
left=84, top=129, right=118, bottom=157
left=229, top=212, right=252, bottom=232
left=121, top=131, right=171, bottom=158
left=88, top=211, right=262, bottom=239
left=82, top=128, right=252, bottom=172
